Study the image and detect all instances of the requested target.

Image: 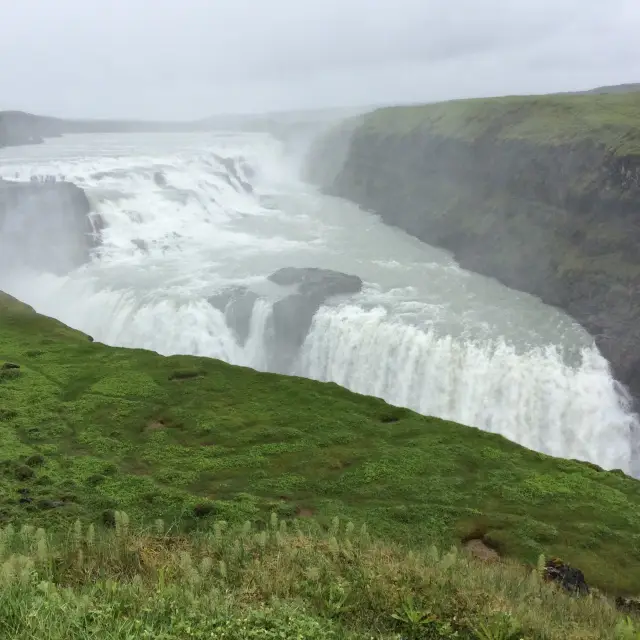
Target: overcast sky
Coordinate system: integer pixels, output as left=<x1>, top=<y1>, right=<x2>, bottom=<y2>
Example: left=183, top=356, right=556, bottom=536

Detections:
left=1, top=0, right=639, bottom=119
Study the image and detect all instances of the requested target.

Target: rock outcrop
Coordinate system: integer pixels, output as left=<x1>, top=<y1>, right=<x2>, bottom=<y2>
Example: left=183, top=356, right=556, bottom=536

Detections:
left=544, top=557, right=589, bottom=596
left=207, top=268, right=363, bottom=371
left=306, top=94, right=640, bottom=406
left=207, top=286, right=260, bottom=346
left=153, top=171, right=167, bottom=187
left=0, top=111, right=61, bottom=148
left=212, top=154, right=254, bottom=194
left=0, top=179, right=101, bottom=274
left=616, top=595, right=640, bottom=615
left=267, top=267, right=363, bottom=367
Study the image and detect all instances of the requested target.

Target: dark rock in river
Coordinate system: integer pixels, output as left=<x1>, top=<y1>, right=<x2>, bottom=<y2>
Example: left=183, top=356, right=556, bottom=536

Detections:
left=131, top=238, right=149, bottom=253
left=207, top=287, right=259, bottom=346
left=212, top=153, right=254, bottom=194
left=153, top=171, right=167, bottom=187
left=206, top=269, right=362, bottom=371
left=267, top=267, right=363, bottom=372
left=268, top=266, right=363, bottom=295
left=0, top=179, right=101, bottom=275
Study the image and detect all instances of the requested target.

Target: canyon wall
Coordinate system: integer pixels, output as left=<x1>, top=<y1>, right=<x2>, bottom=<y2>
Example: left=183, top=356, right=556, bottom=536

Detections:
left=306, top=93, right=640, bottom=401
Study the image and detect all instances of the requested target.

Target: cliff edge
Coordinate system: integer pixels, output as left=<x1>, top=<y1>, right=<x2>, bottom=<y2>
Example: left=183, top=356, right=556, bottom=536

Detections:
left=0, top=178, right=101, bottom=274
left=306, top=92, right=640, bottom=403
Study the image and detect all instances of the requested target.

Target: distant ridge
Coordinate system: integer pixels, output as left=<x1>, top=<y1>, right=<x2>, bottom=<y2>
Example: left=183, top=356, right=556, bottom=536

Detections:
left=1, top=83, right=638, bottom=150
left=561, top=82, right=640, bottom=95
left=0, top=110, right=214, bottom=148
left=0, top=106, right=364, bottom=149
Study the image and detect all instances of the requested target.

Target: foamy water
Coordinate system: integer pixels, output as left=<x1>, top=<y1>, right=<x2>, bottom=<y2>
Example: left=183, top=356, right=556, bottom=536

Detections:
left=0, top=130, right=637, bottom=475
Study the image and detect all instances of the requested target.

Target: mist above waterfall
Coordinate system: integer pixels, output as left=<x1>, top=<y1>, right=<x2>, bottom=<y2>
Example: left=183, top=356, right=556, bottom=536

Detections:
left=0, top=130, right=637, bottom=476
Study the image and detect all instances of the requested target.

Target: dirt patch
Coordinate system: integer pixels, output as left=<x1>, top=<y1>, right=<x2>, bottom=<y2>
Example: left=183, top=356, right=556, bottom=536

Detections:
left=145, top=420, right=166, bottom=432
left=295, top=506, right=315, bottom=518
left=463, top=538, right=500, bottom=563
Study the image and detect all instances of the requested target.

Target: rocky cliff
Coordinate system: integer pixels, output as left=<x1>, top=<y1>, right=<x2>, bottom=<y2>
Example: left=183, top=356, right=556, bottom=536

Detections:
left=0, top=178, right=101, bottom=274
left=0, top=112, right=55, bottom=147
left=305, top=93, right=640, bottom=402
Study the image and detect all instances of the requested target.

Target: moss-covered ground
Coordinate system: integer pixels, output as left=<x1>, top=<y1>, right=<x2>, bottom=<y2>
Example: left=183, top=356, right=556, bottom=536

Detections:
left=1, top=291, right=640, bottom=597
left=358, top=92, right=640, bottom=154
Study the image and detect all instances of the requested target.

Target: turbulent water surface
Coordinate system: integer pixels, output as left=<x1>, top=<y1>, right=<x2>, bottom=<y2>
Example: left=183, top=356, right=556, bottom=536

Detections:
left=0, top=130, right=637, bottom=475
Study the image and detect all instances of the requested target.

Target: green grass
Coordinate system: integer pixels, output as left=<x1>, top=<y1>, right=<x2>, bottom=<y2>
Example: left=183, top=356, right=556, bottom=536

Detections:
left=0, top=512, right=638, bottom=639
left=357, top=92, right=640, bottom=154
left=1, top=290, right=640, bottom=599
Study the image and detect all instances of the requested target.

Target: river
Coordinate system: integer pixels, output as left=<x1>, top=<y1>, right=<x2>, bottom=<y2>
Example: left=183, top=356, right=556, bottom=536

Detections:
left=0, top=130, right=636, bottom=474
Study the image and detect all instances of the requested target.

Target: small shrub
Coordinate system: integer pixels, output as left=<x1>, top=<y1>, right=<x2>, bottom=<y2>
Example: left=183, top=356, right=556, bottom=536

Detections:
left=614, top=616, right=640, bottom=640
left=0, top=368, right=21, bottom=383
left=24, top=454, right=45, bottom=468
left=391, top=595, right=440, bottom=639
left=102, top=463, right=118, bottom=475
left=14, top=465, right=35, bottom=481
left=193, top=502, right=216, bottom=518
left=0, top=409, right=18, bottom=421
left=471, top=613, right=524, bottom=640
left=85, top=474, right=106, bottom=487
left=101, top=509, right=117, bottom=527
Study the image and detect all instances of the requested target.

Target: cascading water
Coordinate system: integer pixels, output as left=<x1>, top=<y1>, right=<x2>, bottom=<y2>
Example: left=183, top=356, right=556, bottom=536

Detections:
left=0, top=129, right=637, bottom=476
left=296, top=305, right=634, bottom=469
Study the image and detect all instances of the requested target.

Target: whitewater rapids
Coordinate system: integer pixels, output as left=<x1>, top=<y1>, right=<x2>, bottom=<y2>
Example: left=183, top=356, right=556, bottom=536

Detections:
left=0, top=130, right=637, bottom=476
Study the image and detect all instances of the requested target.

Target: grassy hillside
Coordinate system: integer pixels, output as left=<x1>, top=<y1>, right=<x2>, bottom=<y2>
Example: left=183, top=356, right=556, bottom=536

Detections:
left=2, top=290, right=640, bottom=598
left=2, top=512, right=637, bottom=639
left=359, top=93, right=640, bottom=154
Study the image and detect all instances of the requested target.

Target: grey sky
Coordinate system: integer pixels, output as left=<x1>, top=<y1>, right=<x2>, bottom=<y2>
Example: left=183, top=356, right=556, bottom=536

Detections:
left=1, top=0, right=639, bottom=119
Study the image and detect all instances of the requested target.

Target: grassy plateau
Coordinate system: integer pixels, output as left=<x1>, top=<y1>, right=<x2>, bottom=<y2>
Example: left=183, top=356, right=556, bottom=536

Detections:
left=1, top=290, right=640, bottom=638
left=359, top=92, right=640, bottom=154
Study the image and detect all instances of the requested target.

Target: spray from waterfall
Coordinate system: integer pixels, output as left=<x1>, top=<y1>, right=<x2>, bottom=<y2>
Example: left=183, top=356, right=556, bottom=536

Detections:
left=0, top=130, right=637, bottom=477
left=297, top=304, right=636, bottom=472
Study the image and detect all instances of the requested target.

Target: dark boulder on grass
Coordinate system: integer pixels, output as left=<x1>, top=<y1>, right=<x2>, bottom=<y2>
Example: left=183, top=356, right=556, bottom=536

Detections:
left=616, top=596, right=640, bottom=616
left=14, top=464, right=35, bottom=481
left=544, top=557, right=589, bottom=595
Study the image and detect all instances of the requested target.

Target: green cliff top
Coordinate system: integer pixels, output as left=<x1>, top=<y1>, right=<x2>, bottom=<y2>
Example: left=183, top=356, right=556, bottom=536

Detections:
left=1, top=291, right=640, bottom=595
left=360, top=92, right=640, bottom=155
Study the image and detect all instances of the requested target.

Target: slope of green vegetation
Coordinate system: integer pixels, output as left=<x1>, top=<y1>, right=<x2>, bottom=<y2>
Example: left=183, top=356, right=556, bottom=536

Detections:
left=1, top=290, right=640, bottom=600
left=1, top=513, right=638, bottom=640
left=358, top=93, right=640, bottom=154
